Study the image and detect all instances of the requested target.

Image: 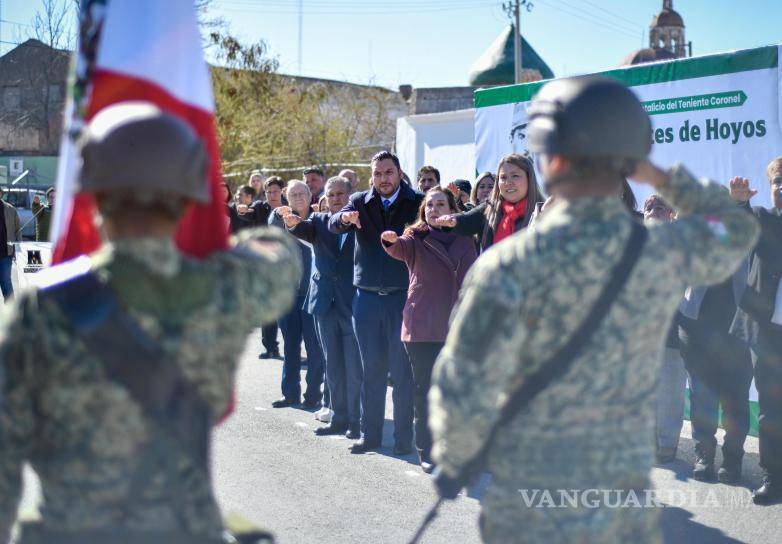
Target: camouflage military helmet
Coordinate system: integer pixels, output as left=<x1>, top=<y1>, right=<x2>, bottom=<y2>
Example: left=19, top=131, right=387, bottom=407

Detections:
left=527, top=76, right=652, bottom=161
left=79, top=102, right=210, bottom=203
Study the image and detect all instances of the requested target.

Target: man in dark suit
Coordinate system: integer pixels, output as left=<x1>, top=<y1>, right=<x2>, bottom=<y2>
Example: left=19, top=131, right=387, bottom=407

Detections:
left=304, top=167, right=326, bottom=206
left=283, top=176, right=362, bottom=438
left=329, top=151, right=423, bottom=454
left=730, top=162, right=782, bottom=505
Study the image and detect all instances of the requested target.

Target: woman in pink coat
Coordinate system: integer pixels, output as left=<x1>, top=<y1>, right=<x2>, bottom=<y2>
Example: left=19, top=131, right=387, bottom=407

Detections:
left=381, top=186, right=477, bottom=473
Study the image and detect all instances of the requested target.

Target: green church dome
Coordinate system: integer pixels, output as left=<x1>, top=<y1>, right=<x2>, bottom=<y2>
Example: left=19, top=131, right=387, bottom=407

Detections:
left=468, top=25, right=554, bottom=85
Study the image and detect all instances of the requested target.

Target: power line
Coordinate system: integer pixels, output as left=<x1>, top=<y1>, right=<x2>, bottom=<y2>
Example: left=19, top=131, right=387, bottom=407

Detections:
left=0, top=18, right=33, bottom=28
left=551, top=0, right=640, bottom=34
left=214, top=0, right=500, bottom=15
left=535, top=0, right=640, bottom=39
left=218, top=0, right=497, bottom=6
left=217, top=8, right=497, bottom=16
left=575, top=0, right=642, bottom=29
left=542, top=0, right=640, bottom=35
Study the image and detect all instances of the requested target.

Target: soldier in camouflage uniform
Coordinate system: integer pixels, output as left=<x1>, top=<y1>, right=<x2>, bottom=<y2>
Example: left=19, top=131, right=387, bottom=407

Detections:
left=0, top=103, right=301, bottom=543
left=428, top=77, right=760, bottom=543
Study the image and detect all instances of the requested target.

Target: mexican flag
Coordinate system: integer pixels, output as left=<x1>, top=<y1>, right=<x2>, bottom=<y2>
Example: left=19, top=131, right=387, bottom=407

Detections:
left=51, top=0, right=228, bottom=262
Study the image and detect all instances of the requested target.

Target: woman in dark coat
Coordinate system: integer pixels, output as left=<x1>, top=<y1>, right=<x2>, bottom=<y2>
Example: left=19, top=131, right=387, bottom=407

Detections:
left=436, top=154, right=543, bottom=252
left=381, top=186, right=477, bottom=472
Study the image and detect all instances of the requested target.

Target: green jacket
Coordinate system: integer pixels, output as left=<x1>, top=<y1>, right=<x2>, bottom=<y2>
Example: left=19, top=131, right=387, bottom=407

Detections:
left=0, top=227, right=301, bottom=542
left=31, top=201, right=52, bottom=242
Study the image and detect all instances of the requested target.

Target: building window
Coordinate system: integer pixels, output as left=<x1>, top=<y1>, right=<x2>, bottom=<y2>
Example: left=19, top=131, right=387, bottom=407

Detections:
left=3, top=86, right=21, bottom=109
left=45, top=84, right=61, bottom=105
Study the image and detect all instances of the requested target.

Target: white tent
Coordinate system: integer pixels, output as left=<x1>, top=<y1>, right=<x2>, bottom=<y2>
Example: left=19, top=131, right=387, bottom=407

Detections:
left=395, top=108, right=476, bottom=186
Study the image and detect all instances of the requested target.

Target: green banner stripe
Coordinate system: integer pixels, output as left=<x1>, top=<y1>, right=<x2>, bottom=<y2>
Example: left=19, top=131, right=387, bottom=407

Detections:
left=474, top=45, right=778, bottom=109
left=643, top=90, right=748, bottom=115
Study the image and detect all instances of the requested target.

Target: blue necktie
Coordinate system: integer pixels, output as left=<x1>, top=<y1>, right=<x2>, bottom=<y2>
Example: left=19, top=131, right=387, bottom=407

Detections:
left=339, top=232, right=348, bottom=250
left=383, top=199, right=391, bottom=212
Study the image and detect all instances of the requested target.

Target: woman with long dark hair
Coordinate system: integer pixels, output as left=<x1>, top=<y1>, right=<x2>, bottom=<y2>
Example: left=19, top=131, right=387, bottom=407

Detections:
left=437, top=154, right=543, bottom=251
left=471, top=171, right=495, bottom=206
left=381, top=186, right=477, bottom=472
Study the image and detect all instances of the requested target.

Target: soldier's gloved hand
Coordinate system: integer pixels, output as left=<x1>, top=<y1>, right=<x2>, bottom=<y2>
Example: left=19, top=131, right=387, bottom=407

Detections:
left=432, top=466, right=463, bottom=500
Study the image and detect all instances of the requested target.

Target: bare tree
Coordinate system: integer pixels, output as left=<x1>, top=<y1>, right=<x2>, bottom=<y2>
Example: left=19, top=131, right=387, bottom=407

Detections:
left=31, top=0, right=77, bottom=50
left=0, top=0, right=75, bottom=155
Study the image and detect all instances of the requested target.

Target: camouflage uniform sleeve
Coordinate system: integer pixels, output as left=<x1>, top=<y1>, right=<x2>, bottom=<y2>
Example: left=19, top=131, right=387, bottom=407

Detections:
left=656, top=163, right=760, bottom=287
left=0, top=296, right=38, bottom=542
left=428, top=254, right=528, bottom=476
left=218, top=225, right=302, bottom=327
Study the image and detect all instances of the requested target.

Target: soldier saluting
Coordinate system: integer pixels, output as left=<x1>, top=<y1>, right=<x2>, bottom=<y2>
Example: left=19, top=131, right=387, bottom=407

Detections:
left=427, top=77, right=760, bottom=543
left=0, top=103, right=301, bottom=544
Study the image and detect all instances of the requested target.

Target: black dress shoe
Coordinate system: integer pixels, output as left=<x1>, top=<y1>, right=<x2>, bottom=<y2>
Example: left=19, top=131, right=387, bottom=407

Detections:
left=314, top=423, right=348, bottom=436
left=301, top=399, right=321, bottom=410
left=692, top=454, right=715, bottom=482
left=753, top=475, right=782, bottom=505
left=717, top=458, right=743, bottom=485
left=260, top=350, right=280, bottom=359
left=349, top=439, right=380, bottom=454
left=345, top=426, right=361, bottom=440
left=393, top=442, right=413, bottom=455
left=271, top=397, right=299, bottom=408
left=420, top=461, right=436, bottom=474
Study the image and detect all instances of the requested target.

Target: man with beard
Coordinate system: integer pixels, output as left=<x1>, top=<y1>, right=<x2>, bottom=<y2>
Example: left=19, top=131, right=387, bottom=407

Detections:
left=329, top=151, right=423, bottom=455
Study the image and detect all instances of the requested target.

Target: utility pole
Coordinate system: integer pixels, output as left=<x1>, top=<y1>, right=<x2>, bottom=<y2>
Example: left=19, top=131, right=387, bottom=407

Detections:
left=297, top=0, right=303, bottom=74
left=503, top=0, right=533, bottom=84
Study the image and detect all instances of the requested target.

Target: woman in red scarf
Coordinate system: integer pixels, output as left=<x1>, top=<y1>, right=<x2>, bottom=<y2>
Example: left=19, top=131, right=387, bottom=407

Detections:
left=437, top=154, right=542, bottom=251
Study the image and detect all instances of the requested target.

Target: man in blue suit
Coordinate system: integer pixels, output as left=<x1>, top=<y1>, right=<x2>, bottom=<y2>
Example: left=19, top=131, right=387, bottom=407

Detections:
left=328, top=151, right=423, bottom=454
left=283, top=176, right=362, bottom=438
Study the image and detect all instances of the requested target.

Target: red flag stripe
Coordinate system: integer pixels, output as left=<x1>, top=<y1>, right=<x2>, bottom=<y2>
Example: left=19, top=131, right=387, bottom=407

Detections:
left=54, top=68, right=228, bottom=263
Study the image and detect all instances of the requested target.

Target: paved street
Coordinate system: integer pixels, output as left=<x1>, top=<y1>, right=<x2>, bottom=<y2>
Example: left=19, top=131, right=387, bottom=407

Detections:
left=16, top=330, right=782, bottom=543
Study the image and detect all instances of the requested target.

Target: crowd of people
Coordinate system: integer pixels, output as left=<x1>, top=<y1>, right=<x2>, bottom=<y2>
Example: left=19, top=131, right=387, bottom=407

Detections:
left=216, top=154, right=542, bottom=466
left=2, top=76, right=782, bottom=544
left=215, top=148, right=782, bottom=506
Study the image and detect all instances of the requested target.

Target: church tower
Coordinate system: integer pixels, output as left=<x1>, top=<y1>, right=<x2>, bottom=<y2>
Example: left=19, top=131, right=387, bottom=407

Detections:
left=649, top=0, right=688, bottom=58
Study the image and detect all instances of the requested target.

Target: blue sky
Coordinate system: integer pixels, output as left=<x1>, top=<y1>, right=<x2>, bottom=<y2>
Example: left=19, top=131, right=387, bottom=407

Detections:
left=3, top=0, right=781, bottom=89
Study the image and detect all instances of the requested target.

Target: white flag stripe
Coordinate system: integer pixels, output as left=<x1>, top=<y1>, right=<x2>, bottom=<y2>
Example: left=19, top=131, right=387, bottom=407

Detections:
left=97, top=0, right=214, bottom=113
left=50, top=97, right=79, bottom=246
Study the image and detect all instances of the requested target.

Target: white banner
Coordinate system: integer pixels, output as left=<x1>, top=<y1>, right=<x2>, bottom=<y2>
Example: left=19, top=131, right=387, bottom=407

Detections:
left=396, top=109, right=476, bottom=186
left=475, top=45, right=782, bottom=208
left=11, top=242, right=53, bottom=291
left=475, top=47, right=775, bottom=431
